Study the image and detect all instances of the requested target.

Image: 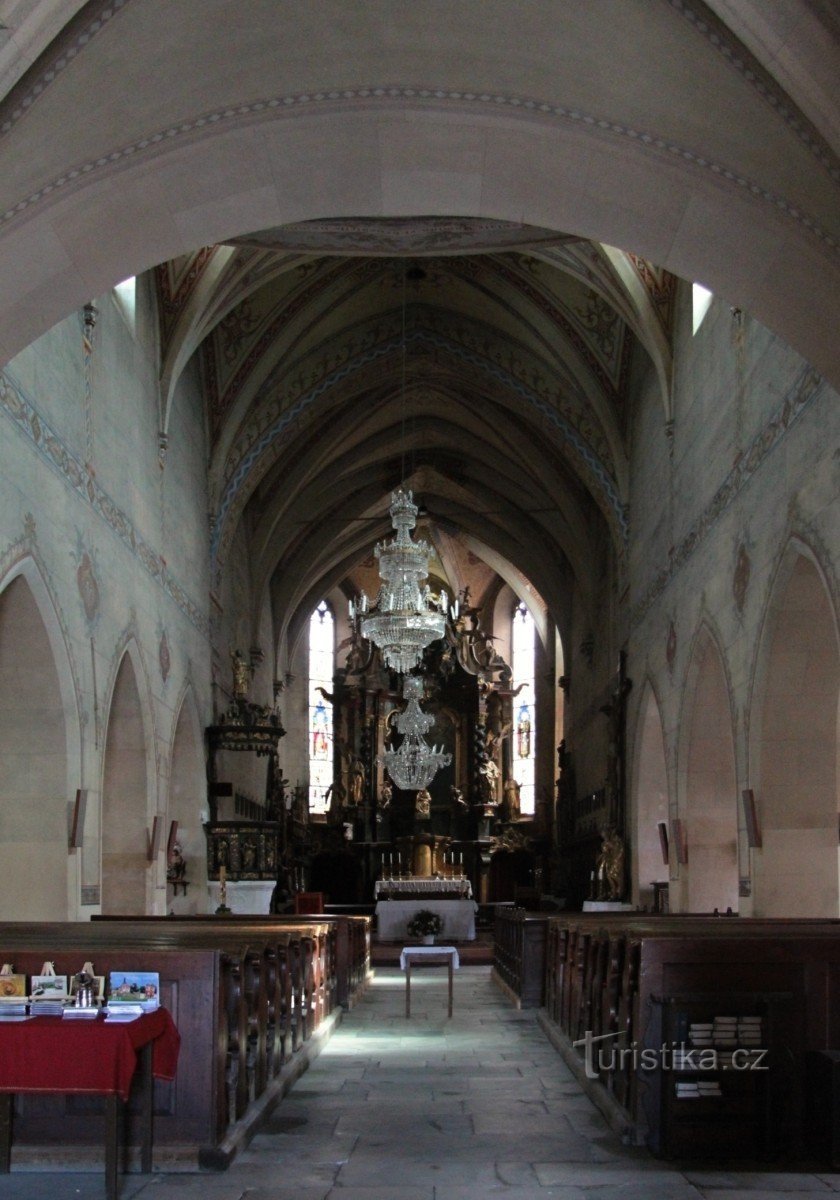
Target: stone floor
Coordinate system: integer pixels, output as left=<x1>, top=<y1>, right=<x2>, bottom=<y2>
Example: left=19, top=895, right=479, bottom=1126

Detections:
left=4, top=966, right=840, bottom=1199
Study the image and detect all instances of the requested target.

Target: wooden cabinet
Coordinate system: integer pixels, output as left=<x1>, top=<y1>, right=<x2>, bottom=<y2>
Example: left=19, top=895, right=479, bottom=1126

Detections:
left=647, top=993, right=791, bottom=1160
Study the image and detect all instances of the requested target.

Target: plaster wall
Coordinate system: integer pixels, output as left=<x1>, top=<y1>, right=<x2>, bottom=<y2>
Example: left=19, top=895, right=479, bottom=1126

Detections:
left=627, top=286, right=840, bottom=915
left=0, top=274, right=212, bottom=919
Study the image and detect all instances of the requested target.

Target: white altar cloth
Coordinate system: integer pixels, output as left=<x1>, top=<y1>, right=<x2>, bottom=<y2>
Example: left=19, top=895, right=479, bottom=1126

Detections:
left=375, top=897, right=478, bottom=942
left=400, top=945, right=460, bottom=970
left=374, top=878, right=473, bottom=899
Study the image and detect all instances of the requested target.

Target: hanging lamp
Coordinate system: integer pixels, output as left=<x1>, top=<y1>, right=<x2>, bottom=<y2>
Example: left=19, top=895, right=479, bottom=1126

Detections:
left=379, top=674, right=451, bottom=791
left=354, top=487, right=447, bottom=675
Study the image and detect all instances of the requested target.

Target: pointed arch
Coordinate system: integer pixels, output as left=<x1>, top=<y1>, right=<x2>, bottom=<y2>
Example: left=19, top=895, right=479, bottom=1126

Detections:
left=100, top=640, right=156, bottom=914
left=0, top=563, right=80, bottom=918
left=749, top=543, right=840, bottom=916
left=167, top=683, right=207, bottom=913
left=630, top=680, right=670, bottom=909
left=677, top=624, right=739, bottom=913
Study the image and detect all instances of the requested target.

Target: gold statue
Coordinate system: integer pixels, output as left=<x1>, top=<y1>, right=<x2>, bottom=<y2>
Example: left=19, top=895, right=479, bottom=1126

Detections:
left=416, top=788, right=432, bottom=818
left=349, top=759, right=365, bottom=806
left=595, top=825, right=626, bottom=901
left=230, top=649, right=252, bottom=700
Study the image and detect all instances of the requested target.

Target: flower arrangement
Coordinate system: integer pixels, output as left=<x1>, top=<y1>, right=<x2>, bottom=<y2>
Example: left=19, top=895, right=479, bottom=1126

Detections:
left=407, top=909, right=443, bottom=938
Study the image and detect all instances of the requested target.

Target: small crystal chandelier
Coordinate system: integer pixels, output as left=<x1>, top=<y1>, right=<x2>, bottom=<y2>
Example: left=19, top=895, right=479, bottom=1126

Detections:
left=354, top=488, right=447, bottom=675
left=380, top=674, right=451, bottom=791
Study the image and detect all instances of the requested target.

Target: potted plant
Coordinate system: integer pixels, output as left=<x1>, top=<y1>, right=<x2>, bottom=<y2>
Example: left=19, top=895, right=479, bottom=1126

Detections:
left=407, top=909, right=443, bottom=944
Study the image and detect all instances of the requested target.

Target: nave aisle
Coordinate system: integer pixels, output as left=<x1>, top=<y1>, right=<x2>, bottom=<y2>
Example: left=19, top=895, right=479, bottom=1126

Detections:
left=4, top=968, right=840, bottom=1199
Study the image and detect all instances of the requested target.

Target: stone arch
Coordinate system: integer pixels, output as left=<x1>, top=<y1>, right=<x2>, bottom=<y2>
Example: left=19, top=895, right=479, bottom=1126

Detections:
left=100, top=641, right=155, bottom=914
left=167, top=683, right=207, bottom=914
left=630, top=681, right=670, bottom=910
left=677, top=625, right=739, bottom=913
left=0, top=562, right=80, bottom=918
left=1, top=72, right=838, bottom=396
left=749, top=544, right=840, bottom=916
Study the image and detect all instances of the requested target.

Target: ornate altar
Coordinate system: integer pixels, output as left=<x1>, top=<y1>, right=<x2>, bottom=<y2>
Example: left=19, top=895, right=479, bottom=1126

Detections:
left=305, top=587, right=544, bottom=907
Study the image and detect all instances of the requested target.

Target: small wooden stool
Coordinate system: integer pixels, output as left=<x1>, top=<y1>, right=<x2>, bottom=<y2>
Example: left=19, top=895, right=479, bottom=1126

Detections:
left=400, top=946, right=459, bottom=1019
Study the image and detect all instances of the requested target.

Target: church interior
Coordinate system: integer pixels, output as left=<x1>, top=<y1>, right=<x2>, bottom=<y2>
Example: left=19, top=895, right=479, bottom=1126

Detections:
left=0, top=1, right=838, bottom=1195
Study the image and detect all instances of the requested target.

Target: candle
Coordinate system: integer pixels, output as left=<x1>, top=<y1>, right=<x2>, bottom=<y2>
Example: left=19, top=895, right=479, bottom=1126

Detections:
left=219, top=864, right=226, bottom=885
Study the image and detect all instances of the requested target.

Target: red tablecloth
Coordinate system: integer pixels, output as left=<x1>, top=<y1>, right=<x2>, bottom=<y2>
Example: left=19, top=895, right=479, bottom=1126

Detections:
left=0, top=1008, right=180, bottom=1102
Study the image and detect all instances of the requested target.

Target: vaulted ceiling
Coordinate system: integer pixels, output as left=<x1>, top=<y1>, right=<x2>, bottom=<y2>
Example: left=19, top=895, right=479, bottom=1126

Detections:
left=0, top=0, right=836, bottom=650
left=154, top=219, right=676, bottom=641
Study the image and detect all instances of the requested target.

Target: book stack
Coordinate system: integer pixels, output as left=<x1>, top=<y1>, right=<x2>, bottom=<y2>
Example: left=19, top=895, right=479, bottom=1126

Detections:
left=104, top=1003, right=145, bottom=1022
left=737, top=1015, right=763, bottom=1046
left=688, top=1022, right=713, bottom=1047
left=63, top=1004, right=100, bottom=1019
left=0, top=998, right=27, bottom=1020
left=712, top=1015, right=738, bottom=1047
left=675, top=1081, right=701, bottom=1099
left=697, top=1080, right=722, bottom=1097
left=29, top=997, right=65, bottom=1017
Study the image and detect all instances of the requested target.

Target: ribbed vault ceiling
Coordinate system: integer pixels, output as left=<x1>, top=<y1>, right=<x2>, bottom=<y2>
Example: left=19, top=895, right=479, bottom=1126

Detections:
left=155, top=219, right=675, bottom=646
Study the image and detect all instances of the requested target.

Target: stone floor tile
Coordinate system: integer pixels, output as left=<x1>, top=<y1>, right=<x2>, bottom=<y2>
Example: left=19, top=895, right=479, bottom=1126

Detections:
left=0, top=1174, right=150, bottom=1200
left=534, top=1164, right=696, bottom=1188
left=692, top=1194, right=833, bottom=1200
left=684, top=1175, right=831, bottom=1191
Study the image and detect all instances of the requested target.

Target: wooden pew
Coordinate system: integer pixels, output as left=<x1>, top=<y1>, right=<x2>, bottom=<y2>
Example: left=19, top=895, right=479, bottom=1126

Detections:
left=540, top=915, right=840, bottom=1160
left=0, top=918, right=351, bottom=1168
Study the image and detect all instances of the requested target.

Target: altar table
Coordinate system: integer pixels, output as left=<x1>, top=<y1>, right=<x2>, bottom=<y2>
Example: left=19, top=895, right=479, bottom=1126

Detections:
left=375, top=897, right=477, bottom=941
left=0, top=1008, right=180, bottom=1198
left=400, top=946, right=459, bottom=1018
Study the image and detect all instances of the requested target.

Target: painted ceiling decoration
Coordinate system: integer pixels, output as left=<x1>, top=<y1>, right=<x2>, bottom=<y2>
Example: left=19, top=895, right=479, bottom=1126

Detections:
left=143, top=216, right=686, bottom=642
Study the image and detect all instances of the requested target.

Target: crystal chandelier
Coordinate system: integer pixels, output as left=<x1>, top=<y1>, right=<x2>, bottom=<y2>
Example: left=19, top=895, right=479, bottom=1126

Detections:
left=355, top=488, right=447, bottom=675
left=380, top=674, right=451, bottom=791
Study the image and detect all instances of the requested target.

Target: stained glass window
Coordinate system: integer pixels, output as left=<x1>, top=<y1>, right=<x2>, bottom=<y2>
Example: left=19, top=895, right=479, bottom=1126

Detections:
left=308, top=601, right=334, bottom=814
left=511, top=601, right=535, bottom=815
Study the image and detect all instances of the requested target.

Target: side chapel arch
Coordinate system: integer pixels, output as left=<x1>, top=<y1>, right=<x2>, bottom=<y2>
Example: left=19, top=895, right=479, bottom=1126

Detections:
left=750, top=545, right=840, bottom=916
left=630, top=681, right=670, bottom=910
left=101, top=641, right=155, bottom=914
left=676, top=626, right=739, bottom=914
left=167, top=683, right=206, bottom=913
left=0, top=562, right=80, bottom=918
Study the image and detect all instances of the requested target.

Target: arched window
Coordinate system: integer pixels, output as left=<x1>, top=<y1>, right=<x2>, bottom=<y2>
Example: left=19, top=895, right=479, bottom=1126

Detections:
left=308, top=601, right=334, bottom=814
left=511, top=601, right=535, bottom=816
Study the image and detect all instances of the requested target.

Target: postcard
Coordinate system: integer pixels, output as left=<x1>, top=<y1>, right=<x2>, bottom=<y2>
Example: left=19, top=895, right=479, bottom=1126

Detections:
left=108, top=971, right=159, bottom=1008
left=0, top=973, right=26, bottom=1000
left=30, top=974, right=69, bottom=999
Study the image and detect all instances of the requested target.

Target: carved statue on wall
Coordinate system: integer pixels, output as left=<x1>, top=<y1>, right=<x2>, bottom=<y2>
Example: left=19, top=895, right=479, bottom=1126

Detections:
left=415, top=788, right=432, bottom=818
left=502, top=776, right=521, bottom=822
left=478, top=758, right=500, bottom=806
left=450, top=785, right=468, bottom=810
left=378, top=779, right=393, bottom=810
left=230, top=649, right=252, bottom=700
left=594, top=825, right=626, bottom=902
left=167, top=842, right=186, bottom=882
left=349, top=759, right=365, bottom=806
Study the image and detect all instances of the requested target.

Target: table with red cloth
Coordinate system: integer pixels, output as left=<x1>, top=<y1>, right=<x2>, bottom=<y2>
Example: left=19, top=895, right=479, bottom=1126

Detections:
left=0, top=1008, right=180, bottom=1198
